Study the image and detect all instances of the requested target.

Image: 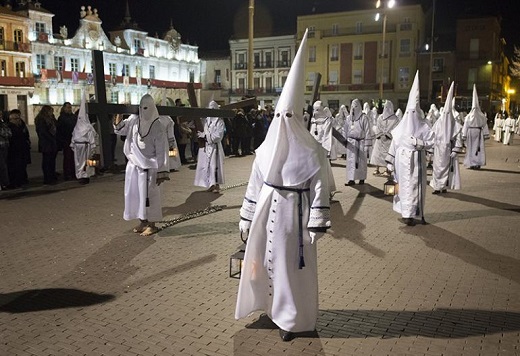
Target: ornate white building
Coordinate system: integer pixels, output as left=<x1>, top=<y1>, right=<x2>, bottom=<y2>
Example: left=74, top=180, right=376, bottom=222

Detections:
left=18, top=1, right=201, bottom=124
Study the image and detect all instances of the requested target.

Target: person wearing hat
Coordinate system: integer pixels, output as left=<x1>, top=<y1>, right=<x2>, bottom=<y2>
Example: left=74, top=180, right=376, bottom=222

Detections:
left=235, top=29, right=331, bottom=342
left=461, top=85, right=490, bottom=169
left=385, top=71, right=435, bottom=226
left=113, top=94, right=170, bottom=236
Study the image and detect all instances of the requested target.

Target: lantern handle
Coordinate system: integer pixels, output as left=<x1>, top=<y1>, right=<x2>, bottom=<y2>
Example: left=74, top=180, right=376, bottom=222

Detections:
left=240, top=231, right=248, bottom=244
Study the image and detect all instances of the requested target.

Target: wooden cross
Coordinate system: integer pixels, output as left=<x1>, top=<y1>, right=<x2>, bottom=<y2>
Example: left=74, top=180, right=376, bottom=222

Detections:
left=87, top=50, right=256, bottom=167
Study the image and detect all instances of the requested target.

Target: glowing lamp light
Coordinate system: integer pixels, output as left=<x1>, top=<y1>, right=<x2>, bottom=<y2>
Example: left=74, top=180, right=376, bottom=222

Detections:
left=86, top=153, right=101, bottom=167
left=384, top=178, right=398, bottom=196
left=168, top=147, right=178, bottom=157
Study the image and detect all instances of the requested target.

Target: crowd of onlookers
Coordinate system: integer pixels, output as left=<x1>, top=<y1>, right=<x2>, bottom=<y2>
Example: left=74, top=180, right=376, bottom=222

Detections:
left=0, top=102, right=276, bottom=191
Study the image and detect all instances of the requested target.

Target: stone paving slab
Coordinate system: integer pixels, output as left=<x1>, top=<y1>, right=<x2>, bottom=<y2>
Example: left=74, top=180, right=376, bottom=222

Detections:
left=1, top=136, right=520, bottom=355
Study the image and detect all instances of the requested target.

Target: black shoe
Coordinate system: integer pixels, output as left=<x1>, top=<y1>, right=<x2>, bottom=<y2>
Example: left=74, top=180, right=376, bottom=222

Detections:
left=345, top=180, right=355, bottom=186
left=359, top=180, right=365, bottom=185
left=279, top=329, right=294, bottom=342
left=432, top=190, right=440, bottom=195
left=403, top=218, right=416, bottom=226
left=441, top=189, right=447, bottom=193
left=79, top=178, right=90, bottom=185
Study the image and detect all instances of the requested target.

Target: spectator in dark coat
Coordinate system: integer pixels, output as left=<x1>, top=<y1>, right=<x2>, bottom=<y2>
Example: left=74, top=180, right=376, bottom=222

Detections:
left=35, top=105, right=58, bottom=185
left=7, top=109, right=31, bottom=188
left=56, top=102, right=77, bottom=180
left=232, top=109, right=252, bottom=156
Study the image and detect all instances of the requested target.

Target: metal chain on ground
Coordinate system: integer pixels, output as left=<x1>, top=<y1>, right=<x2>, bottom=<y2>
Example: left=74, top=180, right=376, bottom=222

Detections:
left=219, top=181, right=248, bottom=191
left=158, top=205, right=225, bottom=231
left=156, top=182, right=248, bottom=231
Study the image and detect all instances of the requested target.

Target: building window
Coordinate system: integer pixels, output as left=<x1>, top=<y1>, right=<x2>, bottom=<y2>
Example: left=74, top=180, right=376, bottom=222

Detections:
left=237, top=53, right=246, bottom=69
left=398, top=67, right=410, bottom=89
left=122, top=64, right=130, bottom=76
left=468, top=68, right=477, bottom=90
left=70, top=58, right=79, bottom=72
left=0, top=60, right=6, bottom=76
left=135, top=66, right=142, bottom=78
left=432, top=58, right=444, bottom=72
left=13, top=29, right=23, bottom=43
left=36, top=54, right=46, bottom=70
left=309, top=45, right=316, bottom=62
left=400, top=39, right=411, bottom=55
left=280, top=50, right=289, bottom=67
left=238, top=78, right=245, bottom=90
left=353, top=69, right=362, bottom=84
left=0, top=28, right=4, bottom=47
left=35, top=22, right=46, bottom=34
left=149, top=65, right=155, bottom=79
left=354, top=43, right=363, bottom=60
left=254, top=52, right=260, bottom=68
left=189, top=70, right=195, bottom=83
left=469, top=38, right=479, bottom=59
left=281, top=76, right=287, bottom=87
left=111, top=91, right=119, bottom=104
left=330, top=44, right=339, bottom=61
left=109, top=63, right=117, bottom=76
left=254, top=77, right=260, bottom=90
left=328, top=100, right=339, bottom=113
left=308, top=26, right=315, bottom=38
left=133, top=39, right=142, bottom=52
left=266, top=76, right=272, bottom=90
left=214, top=69, right=221, bottom=84
left=308, top=72, right=316, bottom=85
left=355, top=22, right=363, bottom=34
left=15, top=62, right=25, bottom=78
left=332, top=24, right=339, bottom=36
left=265, top=52, right=272, bottom=67
left=329, top=70, right=338, bottom=85
left=54, top=56, right=64, bottom=71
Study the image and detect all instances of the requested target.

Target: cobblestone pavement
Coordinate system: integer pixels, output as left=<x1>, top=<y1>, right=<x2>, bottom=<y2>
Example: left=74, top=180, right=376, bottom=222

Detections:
left=1, top=134, right=519, bottom=356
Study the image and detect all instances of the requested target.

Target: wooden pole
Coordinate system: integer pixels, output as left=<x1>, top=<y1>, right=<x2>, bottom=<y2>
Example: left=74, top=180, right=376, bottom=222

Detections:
left=248, top=0, right=254, bottom=94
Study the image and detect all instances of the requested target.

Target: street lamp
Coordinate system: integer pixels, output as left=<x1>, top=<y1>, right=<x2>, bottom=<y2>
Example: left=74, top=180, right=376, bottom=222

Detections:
left=427, top=0, right=436, bottom=103
left=375, top=0, right=395, bottom=100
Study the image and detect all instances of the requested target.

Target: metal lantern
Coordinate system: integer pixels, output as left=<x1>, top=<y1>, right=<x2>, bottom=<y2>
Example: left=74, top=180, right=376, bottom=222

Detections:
left=384, top=178, right=398, bottom=196
left=229, top=232, right=248, bottom=279
left=86, top=153, right=101, bottom=167
left=168, top=147, right=178, bottom=157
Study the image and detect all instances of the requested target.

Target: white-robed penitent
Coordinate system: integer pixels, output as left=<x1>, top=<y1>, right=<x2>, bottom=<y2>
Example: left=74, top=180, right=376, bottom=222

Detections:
left=502, top=115, right=516, bottom=145
left=462, top=85, right=490, bottom=168
left=159, top=115, right=181, bottom=171
left=193, top=101, right=225, bottom=188
left=386, top=71, right=435, bottom=220
left=430, top=82, right=464, bottom=191
left=493, top=113, right=504, bottom=142
left=332, top=105, right=348, bottom=157
left=114, top=94, right=169, bottom=222
left=370, top=100, right=400, bottom=167
left=71, top=91, right=98, bottom=179
left=344, top=99, right=372, bottom=181
left=235, top=29, right=331, bottom=333
left=310, top=101, right=333, bottom=156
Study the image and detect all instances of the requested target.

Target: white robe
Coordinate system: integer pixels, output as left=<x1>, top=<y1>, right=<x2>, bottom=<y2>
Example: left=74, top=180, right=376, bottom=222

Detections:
left=159, top=116, right=181, bottom=171
left=344, top=114, right=372, bottom=181
left=502, top=117, right=515, bottom=145
left=194, top=117, right=225, bottom=188
left=310, top=116, right=333, bottom=157
left=430, top=122, right=464, bottom=191
left=70, top=129, right=97, bottom=179
left=114, top=115, right=169, bottom=222
left=332, top=113, right=347, bottom=156
left=462, top=119, right=489, bottom=168
left=370, top=113, right=400, bottom=167
left=493, top=116, right=503, bottom=142
left=387, top=128, right=435, bottom=219
left=235, top=158, right=331, bottom=333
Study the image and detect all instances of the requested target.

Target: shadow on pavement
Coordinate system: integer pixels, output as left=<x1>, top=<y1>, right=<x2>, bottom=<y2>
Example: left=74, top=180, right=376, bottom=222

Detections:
left=316, top=308, right=520, bottom=338
left=476, top=168, right=520, bottom=175
left=402, top=223, right=520, bottom=285
left=0, top=183, right=85, bottom=201
left=162, top=190, right=221, bottom=216
left=330, top=191, right=386, bottom=258
left=438, top=192, right=520, bottom=213
left=0, top=288, right=114, bottom=313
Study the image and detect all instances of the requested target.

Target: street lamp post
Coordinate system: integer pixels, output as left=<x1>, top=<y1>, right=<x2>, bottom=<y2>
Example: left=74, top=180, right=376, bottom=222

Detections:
left=376, top=0, right=395, bottom=100
left=427, top=0, right=436, bottom=103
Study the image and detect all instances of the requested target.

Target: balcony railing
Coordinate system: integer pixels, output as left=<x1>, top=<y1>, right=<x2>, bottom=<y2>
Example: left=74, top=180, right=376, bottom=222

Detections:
left=0, top=41, right=31, bottom=53
left=0, top=76, right=35, bottom=86
left=229, top=87, right=278, bottom=95
left=305, top=83, right=395, bottom=92
left=320, top=24, right=397, bottom=38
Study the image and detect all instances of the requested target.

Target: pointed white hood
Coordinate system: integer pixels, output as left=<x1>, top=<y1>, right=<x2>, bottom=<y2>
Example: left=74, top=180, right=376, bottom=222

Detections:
left=381, top=100, right=395, bottom=119
left=464, top=84, right=487, bottom=127
left=432, top=81, right=459, bottom=143
left=138, top=94, right=160, bottom=135
left=72, top=90, right=95, bottom=141
left=391, top=70, right=428, bottom=147
left=255, top=29, right=321, bottom=186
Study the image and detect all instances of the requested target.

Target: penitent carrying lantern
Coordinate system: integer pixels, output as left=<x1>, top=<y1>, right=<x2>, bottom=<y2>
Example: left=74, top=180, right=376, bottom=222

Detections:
left=383, top=176, right=398, bottom=196
left=229, top=231, right=248, bottom=279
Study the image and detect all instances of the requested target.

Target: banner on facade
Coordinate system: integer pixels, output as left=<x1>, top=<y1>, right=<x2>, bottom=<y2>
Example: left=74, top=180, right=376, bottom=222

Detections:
left=41, top=69, right=47, bottom=82
left=72, top=71, right=79, bottom=84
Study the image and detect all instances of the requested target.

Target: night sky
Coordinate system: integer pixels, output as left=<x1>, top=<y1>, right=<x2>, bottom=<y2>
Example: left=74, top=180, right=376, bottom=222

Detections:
left=28, top=0, right=519, bottom=55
